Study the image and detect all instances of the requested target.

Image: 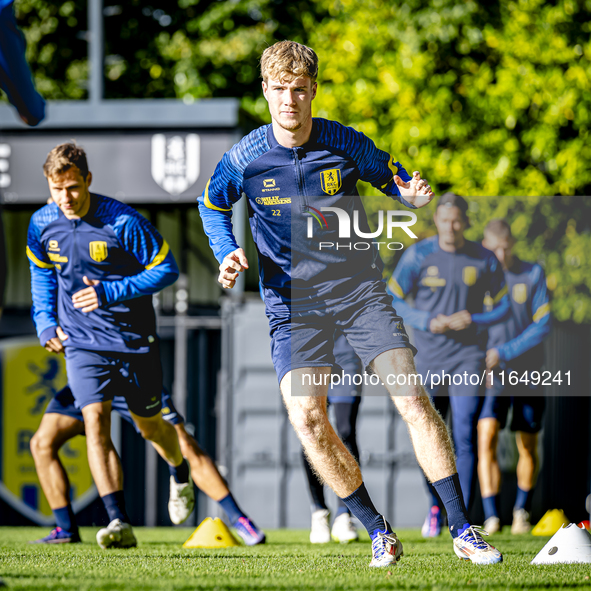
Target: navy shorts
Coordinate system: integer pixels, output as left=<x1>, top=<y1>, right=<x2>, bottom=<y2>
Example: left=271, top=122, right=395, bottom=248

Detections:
left=479, top=371, right=545, bottom=433
left=268, top=277, right=416, bottom=385
left=45, top=385, right=184, bottom=432
left=65, top=346, right=163, bottom=417
left=328, top=331, right=364, bottom=403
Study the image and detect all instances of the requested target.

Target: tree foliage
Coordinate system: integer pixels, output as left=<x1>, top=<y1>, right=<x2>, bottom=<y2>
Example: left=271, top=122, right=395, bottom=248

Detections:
left=308, top=0, right=591, bottom=323
left=8, top=0, right=591, bottom=321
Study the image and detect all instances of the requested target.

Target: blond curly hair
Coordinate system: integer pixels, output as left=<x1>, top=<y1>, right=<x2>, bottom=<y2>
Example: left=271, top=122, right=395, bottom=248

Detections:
left=260, top=41, right=318, bottom=83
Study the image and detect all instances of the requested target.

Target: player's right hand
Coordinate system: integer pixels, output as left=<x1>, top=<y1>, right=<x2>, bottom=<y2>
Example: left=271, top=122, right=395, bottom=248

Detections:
left=44, top=326, right=68, bottom=354
left=429, top=314, right=449, bottom=334
left=395, top=171, right=434, bottom=208
left=218, top=248, right=249, bottom=289
left=447, top=310, right=472, bottom=331
left=486, top=348, right=501, bottom=371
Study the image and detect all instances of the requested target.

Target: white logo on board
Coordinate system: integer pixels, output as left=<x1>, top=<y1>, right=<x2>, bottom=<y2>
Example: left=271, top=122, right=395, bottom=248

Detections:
left=151, top=134, right=200, bottom=197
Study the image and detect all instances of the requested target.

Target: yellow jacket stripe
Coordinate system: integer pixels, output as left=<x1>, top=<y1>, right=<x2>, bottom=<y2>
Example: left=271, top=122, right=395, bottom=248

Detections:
left=146, top=240, right=170, bottom=271
left=492, top=284, right=508, bottom=305
left=26, top=246, right=54, bottom=269
left=204, top=179, right=232, bottom=212
left=533, top=302, right=551, bottom=323
left=388, top=277, right=405, bottom=299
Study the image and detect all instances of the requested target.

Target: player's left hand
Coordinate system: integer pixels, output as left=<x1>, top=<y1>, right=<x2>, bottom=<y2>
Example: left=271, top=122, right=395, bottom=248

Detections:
left=447, top=310, right=472, bottom=331
left=486, top=348, right=501, bottom=371
left=72, top=276, right=101, bottom=313
left=395, top=171, right=434, bottom=208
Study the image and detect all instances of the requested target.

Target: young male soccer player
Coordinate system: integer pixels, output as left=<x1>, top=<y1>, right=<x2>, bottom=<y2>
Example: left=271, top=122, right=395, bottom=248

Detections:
left=198, top=41, right=503, bottom=566
left=477, top=219, right=551, bottom=535
left=29, top=386, right=265, bottom=545
left=387, top=194, right=510, bottom=537
left=27, top=143, right=193, bottom=548
left=305, top=332, right=362, bottom=544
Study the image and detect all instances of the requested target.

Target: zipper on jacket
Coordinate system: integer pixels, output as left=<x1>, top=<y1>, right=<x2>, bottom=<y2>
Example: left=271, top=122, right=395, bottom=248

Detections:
left=293, top=147, right=307, bottom=208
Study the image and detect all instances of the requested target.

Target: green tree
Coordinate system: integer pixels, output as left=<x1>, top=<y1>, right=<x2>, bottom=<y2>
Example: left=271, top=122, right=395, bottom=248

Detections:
left=13, top=0, right=88, bottom=99
left=308, top=0, right=591, bottom=322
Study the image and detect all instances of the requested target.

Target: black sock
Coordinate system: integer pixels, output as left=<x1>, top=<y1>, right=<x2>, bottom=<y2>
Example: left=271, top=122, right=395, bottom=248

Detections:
left=432, top=474, right=469, bottom=538
left=340, top=483, right=387, bottom=540
left=101, top=490, right=130, bottom=524
left=53, top=504, right=77, bottom=534
left=302, top=449, right=327, bottom=511
left=169, top=458, right=190, bottom=484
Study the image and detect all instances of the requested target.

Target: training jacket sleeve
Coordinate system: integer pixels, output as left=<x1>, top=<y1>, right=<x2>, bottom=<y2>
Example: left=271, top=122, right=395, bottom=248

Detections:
left=198, top=139, right=253, bottom=263
left=96, top=210, right=179, bottom=305
left=0, top=0, right=46, bottom=125
left=324, top=121, right=416, bottom=209
left=497, top=265, right=552, bottom=362
left=472, top=253, right=509, bottom=326
left=26, top=217, right=58, bottom=345
left=387, top=247, right=431, bottom=331
left=472, top=295, right=511, bottom=326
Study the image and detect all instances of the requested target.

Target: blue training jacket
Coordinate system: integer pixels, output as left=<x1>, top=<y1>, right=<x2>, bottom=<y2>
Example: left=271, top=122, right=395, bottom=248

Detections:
left=0, top=0, right=45, bottom=125
left=487, top=258, right=551, bottom=369
left=27, top=194, right=179, bottom=353
left=387, top=236, right=509, bottom=368
left=198, top=118, right=415, bottom=308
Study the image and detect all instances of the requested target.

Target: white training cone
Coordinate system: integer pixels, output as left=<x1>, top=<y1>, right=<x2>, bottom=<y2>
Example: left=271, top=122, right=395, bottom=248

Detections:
left=531, top=523, right=591, bottom=565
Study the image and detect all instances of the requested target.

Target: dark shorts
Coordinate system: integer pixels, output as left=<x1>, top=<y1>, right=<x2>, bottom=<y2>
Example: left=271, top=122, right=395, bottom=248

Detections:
left=479, top=370, right=545, bottom=433
left=45, top=385, right=184, bottom=432
left=65, top=346, right=163, bottom=417
left=328, top=331, right=364, bottom=403
left=268, top=277, right=416, bottom=385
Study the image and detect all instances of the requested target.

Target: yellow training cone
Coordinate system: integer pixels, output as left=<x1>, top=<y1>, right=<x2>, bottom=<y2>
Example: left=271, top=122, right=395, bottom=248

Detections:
left=183, top=517, right=241, bottom=548
left=532, top=509, right=570, bottom=536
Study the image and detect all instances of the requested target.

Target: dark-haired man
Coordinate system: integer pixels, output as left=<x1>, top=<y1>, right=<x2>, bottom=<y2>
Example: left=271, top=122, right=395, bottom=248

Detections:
left=477, top=219, right=551, bottom=535
left=388, top=193, right=510, bottom=537
left=27, top=143, right=193, bottom=548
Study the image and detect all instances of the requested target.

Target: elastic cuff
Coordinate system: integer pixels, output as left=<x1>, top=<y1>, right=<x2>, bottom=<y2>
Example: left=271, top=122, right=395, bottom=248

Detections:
left=398, top=196, right=417, bottom=209
left=217, top=243, right=241, bottom=264
left=39, top=326, right=58, bottom=346
left=94, top=282, right=107, bottom=306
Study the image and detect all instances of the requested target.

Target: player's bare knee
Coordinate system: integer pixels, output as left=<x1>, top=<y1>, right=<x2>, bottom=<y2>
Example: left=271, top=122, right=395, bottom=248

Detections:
left=395, top=395, right=434, bottom=426
left=30, top=431, right=50, bottom=459
left=291, top=405, right=327, bottom=443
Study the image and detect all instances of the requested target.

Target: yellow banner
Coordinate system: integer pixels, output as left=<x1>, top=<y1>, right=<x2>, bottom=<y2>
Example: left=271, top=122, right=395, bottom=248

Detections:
left=0, top=338, right=95, bottom=523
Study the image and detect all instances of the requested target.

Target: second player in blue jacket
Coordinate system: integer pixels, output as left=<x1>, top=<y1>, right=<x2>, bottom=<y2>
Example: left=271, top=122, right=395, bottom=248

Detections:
left=27, top=143, right=193, bottom=549
left=477, top=218, right=551, bottom=535
left=387, top=194, right=509, bottom=533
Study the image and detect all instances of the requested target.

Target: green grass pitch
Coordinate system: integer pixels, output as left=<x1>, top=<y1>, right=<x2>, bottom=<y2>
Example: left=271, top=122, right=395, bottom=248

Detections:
left=0, top=527, right=590, bottom=590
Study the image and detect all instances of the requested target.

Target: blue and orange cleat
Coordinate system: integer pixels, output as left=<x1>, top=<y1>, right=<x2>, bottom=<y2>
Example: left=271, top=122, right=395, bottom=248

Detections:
left=29, top=527, right=81, bottom=544
left=453, top=525, right=503, bottom=565
left=369, top=517, right=403, bottom=568
left=235, top=517, right=266, bottom=546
